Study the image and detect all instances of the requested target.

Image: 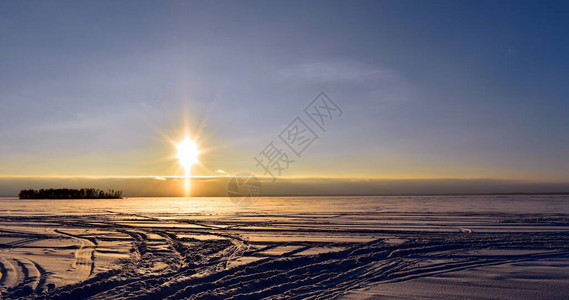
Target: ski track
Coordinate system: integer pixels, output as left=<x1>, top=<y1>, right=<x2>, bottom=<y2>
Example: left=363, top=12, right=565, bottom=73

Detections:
left=0, top=209, right=566, bottom=299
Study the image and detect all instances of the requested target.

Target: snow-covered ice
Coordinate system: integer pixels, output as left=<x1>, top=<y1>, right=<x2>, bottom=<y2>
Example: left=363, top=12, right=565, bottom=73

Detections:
left=0, top=195, right=567, bottom=299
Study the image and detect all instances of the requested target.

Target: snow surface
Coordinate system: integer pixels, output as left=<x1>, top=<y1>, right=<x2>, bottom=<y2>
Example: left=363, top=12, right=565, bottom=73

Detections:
left=0, top=195, right=567, bottom=299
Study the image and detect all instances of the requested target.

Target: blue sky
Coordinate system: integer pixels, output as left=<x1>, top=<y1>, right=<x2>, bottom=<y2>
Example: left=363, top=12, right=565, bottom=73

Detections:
left=1, top=0, right=569, bottom=182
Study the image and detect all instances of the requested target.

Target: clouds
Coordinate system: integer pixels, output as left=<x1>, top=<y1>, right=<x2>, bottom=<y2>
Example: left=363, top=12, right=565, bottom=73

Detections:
left=276, top=60, right=416, bottom=117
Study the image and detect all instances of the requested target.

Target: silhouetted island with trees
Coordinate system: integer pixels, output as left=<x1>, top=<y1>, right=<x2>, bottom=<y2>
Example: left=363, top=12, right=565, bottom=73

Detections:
left=19, top=188, right=122, bottom=199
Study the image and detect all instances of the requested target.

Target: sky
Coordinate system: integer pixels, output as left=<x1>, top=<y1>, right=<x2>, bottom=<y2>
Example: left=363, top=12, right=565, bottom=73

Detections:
left=1, top=1, right=569, bottom=195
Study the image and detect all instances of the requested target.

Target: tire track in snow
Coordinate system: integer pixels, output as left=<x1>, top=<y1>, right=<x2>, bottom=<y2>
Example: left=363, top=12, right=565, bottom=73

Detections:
left=161, top=233, right=569, bottom=300
left=15, top=258, right=42, bottom=292
left=0, top=257, right=44, bottom=297
left=54, top=229, right=95, bottom=278
left=2, top=213, right=568, bottom=300
left=0, top=256, right=18, bottom=290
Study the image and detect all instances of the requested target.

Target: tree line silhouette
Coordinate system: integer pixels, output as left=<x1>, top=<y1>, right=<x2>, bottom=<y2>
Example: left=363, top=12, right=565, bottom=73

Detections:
left=19, top=188, right=122, bottom=199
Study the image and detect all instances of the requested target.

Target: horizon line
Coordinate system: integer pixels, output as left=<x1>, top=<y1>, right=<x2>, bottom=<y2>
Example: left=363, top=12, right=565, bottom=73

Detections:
left=3, top=192, right=569, bottom=199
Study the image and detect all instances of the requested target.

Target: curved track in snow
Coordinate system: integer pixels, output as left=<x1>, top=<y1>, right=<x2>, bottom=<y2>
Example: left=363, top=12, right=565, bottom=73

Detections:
left=0, top=206, right=567, bottom=299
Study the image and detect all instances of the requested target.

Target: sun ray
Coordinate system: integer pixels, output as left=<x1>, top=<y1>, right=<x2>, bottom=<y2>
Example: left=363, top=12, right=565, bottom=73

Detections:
left=176, top=136, right=200, bottom=196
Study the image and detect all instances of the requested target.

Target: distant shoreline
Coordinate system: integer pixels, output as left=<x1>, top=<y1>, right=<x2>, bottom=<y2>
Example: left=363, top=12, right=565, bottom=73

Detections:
left=3, top=192, right=569, bottom=198
left=18, top=188, right=122, bottom=199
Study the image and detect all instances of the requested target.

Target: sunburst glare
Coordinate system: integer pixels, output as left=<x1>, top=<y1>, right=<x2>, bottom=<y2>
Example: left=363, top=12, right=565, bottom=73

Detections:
left=176, top=136, right=200, bottom=197
left=176, top=136, right=200, bottom=172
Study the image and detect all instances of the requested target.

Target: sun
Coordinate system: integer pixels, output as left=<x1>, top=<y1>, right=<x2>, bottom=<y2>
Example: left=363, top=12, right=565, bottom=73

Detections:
left=176, top=136, right=200, bottom=171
